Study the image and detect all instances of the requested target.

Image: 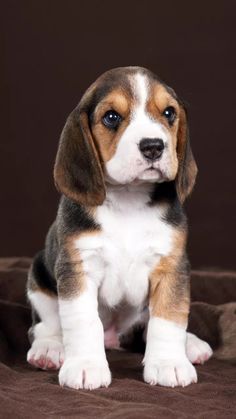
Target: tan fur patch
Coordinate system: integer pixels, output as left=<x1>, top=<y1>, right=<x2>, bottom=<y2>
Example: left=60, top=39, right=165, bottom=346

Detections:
left=58, top=230, right=101, bottom=299
left=91, top=89, right=133, bottom=162
left=149, top=229, right=189, bottom=326
left=146, top=83, right=180, bottom=140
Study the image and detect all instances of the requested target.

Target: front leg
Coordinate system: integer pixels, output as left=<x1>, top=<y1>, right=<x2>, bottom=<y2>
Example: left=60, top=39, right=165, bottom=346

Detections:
left=56, top=250, right=111, bottom=390
left=143, top=254, right=197, bottom=387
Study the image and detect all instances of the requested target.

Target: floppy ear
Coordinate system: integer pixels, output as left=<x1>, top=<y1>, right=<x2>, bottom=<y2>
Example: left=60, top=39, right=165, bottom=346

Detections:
left=54, top=108, right=106, bottom=206
left=175, top=106, right=198, bottom=203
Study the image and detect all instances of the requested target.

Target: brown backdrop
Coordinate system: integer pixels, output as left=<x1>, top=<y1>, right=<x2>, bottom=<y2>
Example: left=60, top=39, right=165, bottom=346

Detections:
left=1, top=0, right=235, bottom=269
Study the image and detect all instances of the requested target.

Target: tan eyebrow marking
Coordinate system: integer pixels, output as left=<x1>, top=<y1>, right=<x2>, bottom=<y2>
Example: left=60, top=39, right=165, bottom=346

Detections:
left=146, top=83, right=179, bottom=124
left=94, top=90, right=130, bottom=122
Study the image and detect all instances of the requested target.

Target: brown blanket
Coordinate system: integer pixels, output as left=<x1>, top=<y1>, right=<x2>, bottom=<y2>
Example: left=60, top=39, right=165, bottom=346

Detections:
left=0, top=258, right=236, bottom=418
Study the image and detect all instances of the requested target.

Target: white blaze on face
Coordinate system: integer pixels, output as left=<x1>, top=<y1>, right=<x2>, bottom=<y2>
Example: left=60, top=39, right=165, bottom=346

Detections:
left=105, top=72, right=175, bottom=185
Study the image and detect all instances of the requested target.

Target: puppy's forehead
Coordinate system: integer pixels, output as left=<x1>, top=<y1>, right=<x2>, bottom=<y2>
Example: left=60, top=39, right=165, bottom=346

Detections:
left=129, top=72, right=179, bottom=113
left=81, top=67, right=177, bottom=114
left=81, top=67, right=134, bottom=113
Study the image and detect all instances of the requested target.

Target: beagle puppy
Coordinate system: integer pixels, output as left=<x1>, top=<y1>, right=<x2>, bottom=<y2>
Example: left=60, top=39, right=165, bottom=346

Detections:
left=27, top=66, right=212, bottom=390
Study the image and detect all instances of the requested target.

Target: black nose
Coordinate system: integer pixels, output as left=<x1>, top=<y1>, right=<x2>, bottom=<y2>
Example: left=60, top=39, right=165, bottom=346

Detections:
left=139, top=138, right=164, bottom=161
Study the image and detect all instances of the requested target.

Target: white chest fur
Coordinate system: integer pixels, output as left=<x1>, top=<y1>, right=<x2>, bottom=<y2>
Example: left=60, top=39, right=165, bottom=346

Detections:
left=74, top=185, right=174, bottom=308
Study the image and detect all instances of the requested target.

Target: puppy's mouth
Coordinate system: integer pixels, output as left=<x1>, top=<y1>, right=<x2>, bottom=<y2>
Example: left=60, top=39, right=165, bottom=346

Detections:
left=141, top=165, right=169, bottom=182
left=145, top=165, right=163, bottom=175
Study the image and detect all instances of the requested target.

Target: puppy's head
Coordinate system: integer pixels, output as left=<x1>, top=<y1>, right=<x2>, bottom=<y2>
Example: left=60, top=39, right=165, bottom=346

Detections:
left=54, top=67, right=197, bottom=206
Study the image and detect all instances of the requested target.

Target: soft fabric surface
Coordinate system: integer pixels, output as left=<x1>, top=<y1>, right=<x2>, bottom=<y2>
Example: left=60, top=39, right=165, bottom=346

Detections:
left=0, top=258, right=236, bottom=418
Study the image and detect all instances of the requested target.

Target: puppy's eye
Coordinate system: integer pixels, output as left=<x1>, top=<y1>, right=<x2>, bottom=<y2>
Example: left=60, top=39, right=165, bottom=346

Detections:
left=102, top=110, right=122, bottom=130
left=163, top=106, right=176, bottom=125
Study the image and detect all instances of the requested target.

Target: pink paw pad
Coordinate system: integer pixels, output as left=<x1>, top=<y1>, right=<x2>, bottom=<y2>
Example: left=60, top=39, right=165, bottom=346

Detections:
left=194, top=352, right=211, bottom=365
left=27, top=339, right=65, bottom=370
left=186, top=333, right=213, bottom=365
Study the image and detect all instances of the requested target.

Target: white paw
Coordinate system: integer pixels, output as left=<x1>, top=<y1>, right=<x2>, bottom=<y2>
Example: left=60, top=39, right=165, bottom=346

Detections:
left=186, top=333, right=213, bottom=364
left=59, top=357, right=112, bottom=390
left=144, top=357, right=197, bottom=387
left=27, top=337, right=64, bottom=370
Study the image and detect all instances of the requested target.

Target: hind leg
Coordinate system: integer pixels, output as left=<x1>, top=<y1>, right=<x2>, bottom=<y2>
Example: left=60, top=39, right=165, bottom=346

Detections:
left=27, top=291, right=64, bottom=370
left=186, top=332, right=213, bottom=364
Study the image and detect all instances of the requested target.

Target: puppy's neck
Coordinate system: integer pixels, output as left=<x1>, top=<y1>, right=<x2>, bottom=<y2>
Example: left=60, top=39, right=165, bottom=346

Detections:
left=104, top=182, right=155, bottom=211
